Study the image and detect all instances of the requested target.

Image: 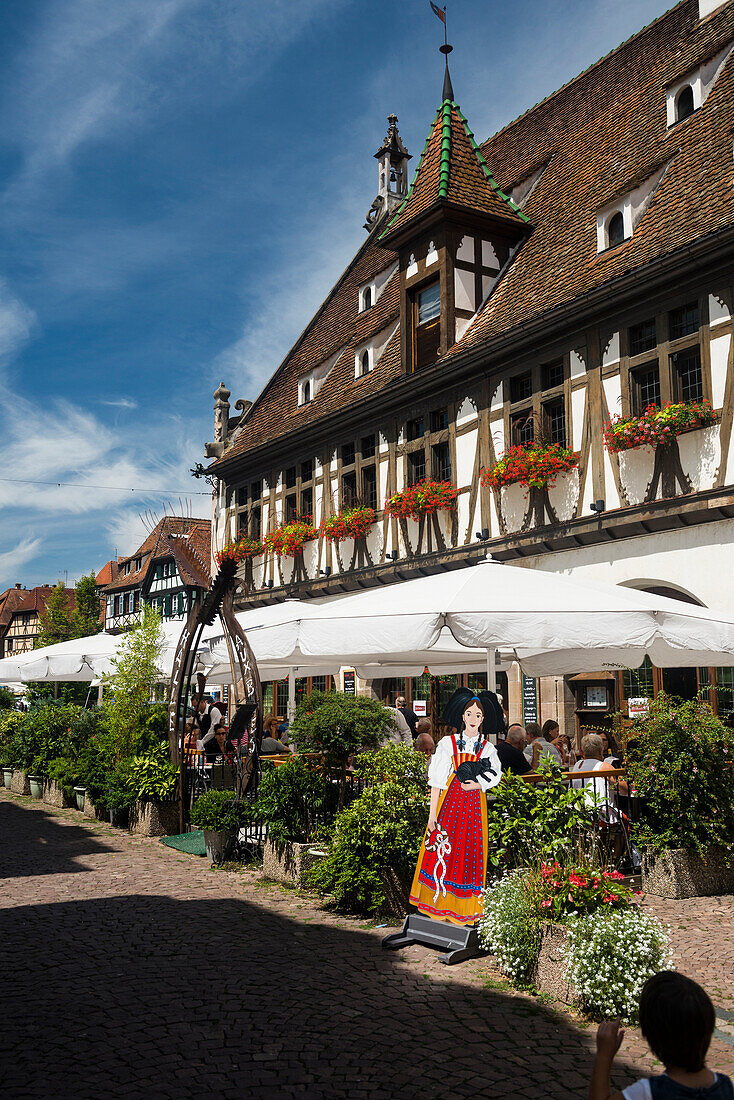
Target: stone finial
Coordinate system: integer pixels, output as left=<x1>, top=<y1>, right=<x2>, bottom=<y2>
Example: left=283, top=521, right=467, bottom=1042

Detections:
left=213, top=382, right=231, bottom=443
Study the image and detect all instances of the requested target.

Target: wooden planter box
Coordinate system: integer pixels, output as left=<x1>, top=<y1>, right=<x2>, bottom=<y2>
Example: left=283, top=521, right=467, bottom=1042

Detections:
left=531, top=922, right=576, bottom=1005
left=128, top=800, right=179, bottom=837
left=11, top=769, right=30, bottom=796
left=43, top=780, right=74, bottom=808
left=262, top=839, right=326, bottom=887
left=642, top=846, right=734, bottom=900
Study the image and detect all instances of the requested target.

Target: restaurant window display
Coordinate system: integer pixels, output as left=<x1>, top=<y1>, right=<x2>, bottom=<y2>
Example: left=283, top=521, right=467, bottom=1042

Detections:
left=409, top=689, right=504, bottom=926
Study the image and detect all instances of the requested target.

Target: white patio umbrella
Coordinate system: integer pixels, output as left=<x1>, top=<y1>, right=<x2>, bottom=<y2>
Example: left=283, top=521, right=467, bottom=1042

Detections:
left=278, top=558, right=734, bottom=677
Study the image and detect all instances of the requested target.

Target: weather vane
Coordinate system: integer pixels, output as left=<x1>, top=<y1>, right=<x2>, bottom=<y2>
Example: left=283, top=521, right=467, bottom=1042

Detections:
left=429, top=2, right=454, bottom=101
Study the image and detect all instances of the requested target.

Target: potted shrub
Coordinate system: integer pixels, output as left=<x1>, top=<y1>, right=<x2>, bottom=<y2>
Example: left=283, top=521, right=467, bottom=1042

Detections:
left=2, top=765, right=12, bottom=790
left=258, top=757, right=338, bottom=885
left=625, top=694, right=734, bottom=898
left=46, top=757, right=79, bottom=808
left=190, top=789, right=254, bottom=863
left=28, top=771, right=44, bottom=799
left=321, top=507, right=376, bottom=542
left=306, top=744, right=429, bottom=915
left=103, top=771, right=136, bottom=828
left=124, top=747, right=179, bottom=836
left=385, top=479, right=458, bottom=520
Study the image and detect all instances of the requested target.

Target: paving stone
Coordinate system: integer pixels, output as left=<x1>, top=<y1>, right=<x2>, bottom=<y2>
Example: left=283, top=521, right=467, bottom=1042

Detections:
left=1, top=790, right=733, bottom=1099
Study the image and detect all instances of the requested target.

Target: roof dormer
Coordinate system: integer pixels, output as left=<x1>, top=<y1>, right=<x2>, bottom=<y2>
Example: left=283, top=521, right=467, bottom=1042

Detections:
left=377, top=56, right=530, bottom=372
left=665, top=40, right=734, bottom=127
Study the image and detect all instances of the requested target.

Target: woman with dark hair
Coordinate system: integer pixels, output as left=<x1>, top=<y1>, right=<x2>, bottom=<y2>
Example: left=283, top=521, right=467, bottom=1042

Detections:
left=409, top=688, right=504, bottom=926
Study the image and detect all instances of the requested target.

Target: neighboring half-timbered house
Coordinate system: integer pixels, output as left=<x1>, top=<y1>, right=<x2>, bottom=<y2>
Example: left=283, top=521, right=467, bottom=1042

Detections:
left=206, top=0, right=734, bottom=728
left=0, top=585, right=76, bottom=657
left=101, top=518, right=211, bottom=633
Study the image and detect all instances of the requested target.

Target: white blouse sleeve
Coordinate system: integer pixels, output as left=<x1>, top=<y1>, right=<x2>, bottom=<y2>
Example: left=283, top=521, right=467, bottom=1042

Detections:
left=427, top=736, right=454, bottom=790
left=622, top=1079, right=652, bottom=1100
left=476, top=741, right=502, bottom=792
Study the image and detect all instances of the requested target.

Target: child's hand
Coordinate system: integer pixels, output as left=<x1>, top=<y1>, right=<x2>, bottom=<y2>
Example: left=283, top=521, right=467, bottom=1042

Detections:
left=595, top=1020, right=624, bottom=1060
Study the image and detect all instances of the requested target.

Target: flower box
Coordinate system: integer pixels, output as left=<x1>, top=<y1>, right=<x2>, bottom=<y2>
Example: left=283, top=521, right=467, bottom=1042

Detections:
left=215, top=535, right=262, bottom=567
left=43, top=779, right=74, bottom=808
left=10, top=769, right=30, bottom=796
left=262, top=519, right=318, bottom=557
left=321, top=507, right=376, bottom=542
left=604, top=400, right=717, bottom=453
left=128, top=800, right=180, bottom=837
left=262, top=838, right=326, bottom=887
left=481, top=443, right=579, bottom=490
left=532, top=922, right=577, bottom=1005
left=385, top=480, right=458, bottom=520
left=642, top=845, right=734, bottom=900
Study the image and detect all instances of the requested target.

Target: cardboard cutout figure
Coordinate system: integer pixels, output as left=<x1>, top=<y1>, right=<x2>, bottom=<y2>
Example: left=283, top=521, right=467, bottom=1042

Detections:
left=409, top=689, right=503, bottom=926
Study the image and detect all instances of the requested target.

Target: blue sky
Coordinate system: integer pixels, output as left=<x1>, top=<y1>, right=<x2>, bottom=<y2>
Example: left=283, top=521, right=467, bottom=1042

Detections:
left=0, top=0, right=668, bottom=590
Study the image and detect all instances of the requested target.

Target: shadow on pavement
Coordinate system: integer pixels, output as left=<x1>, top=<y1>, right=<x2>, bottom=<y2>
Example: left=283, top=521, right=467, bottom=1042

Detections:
left=0, top=889, right=647, bottom=1100
left=0, top=799, right=114, bottom=879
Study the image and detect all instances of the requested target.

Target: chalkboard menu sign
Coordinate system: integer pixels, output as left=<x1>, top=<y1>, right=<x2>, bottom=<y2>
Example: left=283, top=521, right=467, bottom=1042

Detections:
left=343, top=669, right=356, bottom=696
left=522, top=675, right=539, bottom=724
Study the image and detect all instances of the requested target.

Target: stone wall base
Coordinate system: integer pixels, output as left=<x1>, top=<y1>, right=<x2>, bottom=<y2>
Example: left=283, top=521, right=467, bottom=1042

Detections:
left=642, top=846, right=734, bottom=899
left=532, top=923, right=576, bottom=1004
left=11, top=770, right=30, bottom=796
left=43, top=780, right=74, bottom=808
left=262, top=839, right=325, bottom=887
left=128, top=801, right=180, bottom=837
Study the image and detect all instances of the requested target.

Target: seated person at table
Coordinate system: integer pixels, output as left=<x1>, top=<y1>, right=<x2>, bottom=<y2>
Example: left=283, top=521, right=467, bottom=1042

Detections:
left=413, top=727, right=435, bottom=760
left=523, top=721, right=563, bottom=768
left=589, top=971, right=733, bottom=1099
left=571, top=733, right=617, bottom=813
left=497, top=724, right=531, bottom=775
left=261, top=733, right=291, bottom=755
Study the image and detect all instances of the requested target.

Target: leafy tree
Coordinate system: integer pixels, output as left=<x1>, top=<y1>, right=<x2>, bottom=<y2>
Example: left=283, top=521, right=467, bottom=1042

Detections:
left=72, top=573, right=102, bottom=639
left=102, top=605, right=164, bottom=763
left=36, top=581, right=73, bottom=648
left=0, top=686, right=15, bottom=710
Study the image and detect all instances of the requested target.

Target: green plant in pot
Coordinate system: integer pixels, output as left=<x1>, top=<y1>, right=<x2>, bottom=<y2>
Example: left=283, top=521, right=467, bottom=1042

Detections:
left=190, top=789, right=254, bottom=863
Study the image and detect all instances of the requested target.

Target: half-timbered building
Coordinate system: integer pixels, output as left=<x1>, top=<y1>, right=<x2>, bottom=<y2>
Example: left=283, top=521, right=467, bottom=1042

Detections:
left=205, top=0, right=734, bottom=729
left=101, top=518, right=211, bottom=633
left=0, top=585, right=76, bottom=658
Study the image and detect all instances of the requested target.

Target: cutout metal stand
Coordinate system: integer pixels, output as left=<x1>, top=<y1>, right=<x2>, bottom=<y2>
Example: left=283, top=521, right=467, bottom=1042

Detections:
left=382, top=914, right=484, bottom=965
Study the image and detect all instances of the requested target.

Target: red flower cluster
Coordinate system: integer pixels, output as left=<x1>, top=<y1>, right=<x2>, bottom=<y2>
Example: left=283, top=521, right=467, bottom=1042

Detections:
left=535, top=861, right=634, bottom=920
left=321, top=507, right=376, bottom=542
left=262, top=517, right=317, bottom=557
left=481, top=443, right=579, bottom=491
left=385, top=479, right=458, bottom=519
left=214, top=535, right=263, bottom=567
left=604, top=400, right=717, bottom=454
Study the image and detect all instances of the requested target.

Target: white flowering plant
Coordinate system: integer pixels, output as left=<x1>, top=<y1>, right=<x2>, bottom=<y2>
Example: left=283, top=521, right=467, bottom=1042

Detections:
left=565, top=907, right=672, bottom=1023
left=478, top=870, right=540, bottom=982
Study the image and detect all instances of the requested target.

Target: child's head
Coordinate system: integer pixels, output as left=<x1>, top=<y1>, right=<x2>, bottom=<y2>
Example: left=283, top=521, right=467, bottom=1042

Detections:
left=639, top=971, right=715, bottom=1072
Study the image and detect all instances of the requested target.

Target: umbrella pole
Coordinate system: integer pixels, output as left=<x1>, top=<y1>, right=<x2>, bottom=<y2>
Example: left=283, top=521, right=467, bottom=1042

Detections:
left=486, top=648, right=497, bottom=740
left=287, top=669, right=296, bottom=723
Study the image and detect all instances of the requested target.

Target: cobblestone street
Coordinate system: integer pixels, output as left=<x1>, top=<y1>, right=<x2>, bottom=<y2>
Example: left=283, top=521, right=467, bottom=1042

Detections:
left=1, top=791, right=733, bottom=1100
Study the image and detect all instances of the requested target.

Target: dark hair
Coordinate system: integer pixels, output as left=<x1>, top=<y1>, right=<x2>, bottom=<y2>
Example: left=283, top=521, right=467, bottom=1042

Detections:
left=442, top=688, right=505, bottom=750
left=541, top=719, right=559, bottom=739
left=525, top=721, right=542, bottom=740
left=639, top=971, right=715, bottom=1072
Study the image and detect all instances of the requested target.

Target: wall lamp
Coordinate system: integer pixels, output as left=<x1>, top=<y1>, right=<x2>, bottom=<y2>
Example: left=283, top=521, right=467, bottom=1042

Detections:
left=589, top=500, right=605, bottom=514
left=475, top=528, right=490, bottom=541
left=265, top=579, right=274, bottom=589
left=388, top=550, right=399, bottom=561
left=319, top=567, right=332, bottom=577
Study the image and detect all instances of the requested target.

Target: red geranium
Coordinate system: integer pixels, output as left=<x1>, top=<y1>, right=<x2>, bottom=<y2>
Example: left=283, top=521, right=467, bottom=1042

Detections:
left=604, top=400, right=717, bottom=454
left=263, top=517, right=318, bottom=557
left=385, top=479, right=458, bottom=519
left=215, top=535, right=263, bottom=566
left=481, top=443, right=579, bottom=491
left=321, top=506, right=376, bottom=542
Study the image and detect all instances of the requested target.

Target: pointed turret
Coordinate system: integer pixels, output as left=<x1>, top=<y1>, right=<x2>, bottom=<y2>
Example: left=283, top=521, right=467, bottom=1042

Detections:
left=364, top=115, right=412, bottom=231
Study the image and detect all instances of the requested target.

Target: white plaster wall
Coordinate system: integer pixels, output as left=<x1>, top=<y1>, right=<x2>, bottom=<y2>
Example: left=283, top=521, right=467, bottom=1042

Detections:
left=501, top=483, right=528, bottom=533
left=603, top=333, right=620, bottom=367
left=570, top=350, right=586, bottom=380
left=365, top=523, right=384, bottom=561
left=678, top=424, right=721, bottom=492
left=618, top=445, right=656, bottom=505
left=456, top=236, right=474, bottom=262
left=603, top=374, right=622, bottom=424
left=455, top=268, right=475, bottom=312
left=379, top=454, right=389, bottom=504
left=456, top=426, right=477, bottom=487
left=603, top=451, right=622, bottom=511
left=547, top=468, right=580, bottom=522
left=456, top=397, right=477, bottom=427
left=571, top=385, right=586, bottom=450
left=710, top=333, right=730, bottom=407
left=700, top=0, right=728, bottom=17
left=512, top=517, right=734, bottom=614
left=482, top=240, right=498, bottom=267
left=490, top=380, right=503, bottom=413
left=709, top=293, right=731, bottom=328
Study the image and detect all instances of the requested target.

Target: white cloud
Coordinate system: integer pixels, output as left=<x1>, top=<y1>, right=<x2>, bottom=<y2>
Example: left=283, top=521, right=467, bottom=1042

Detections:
left=98, top=397, right=138, bottom=410
left=0, top=537, right=43, bottom=590
left=0, top=279, right=36, bottom=368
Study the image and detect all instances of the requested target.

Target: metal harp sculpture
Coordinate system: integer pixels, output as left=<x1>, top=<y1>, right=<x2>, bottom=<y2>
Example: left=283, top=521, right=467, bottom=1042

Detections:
left=167, top=557, right=262, bottom=832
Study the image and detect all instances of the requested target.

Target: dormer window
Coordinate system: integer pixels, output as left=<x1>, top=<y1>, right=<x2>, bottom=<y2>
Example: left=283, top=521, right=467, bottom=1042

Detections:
left=356, top=348, right=371, bottom=377
left=606, top=211, right=626, bottom=249
left=302, top=379, right=311, bottom=404
left=411, top=280, right=441, bottom=370
left=298, top=376, right=314, bottom=406
left=362, top=286, right=372, bottom=311
left=675, top=84, right=695, bottom=123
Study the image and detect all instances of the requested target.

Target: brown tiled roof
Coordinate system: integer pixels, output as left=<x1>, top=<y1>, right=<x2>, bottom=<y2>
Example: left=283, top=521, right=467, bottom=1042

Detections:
left=213, top=231, right=403, bottom=468
left=103, top=517, right=211, bottom=593
left=95, top=560, right=117, bottom=587
left=0, top=587, right=28, bottom=631
left=212, top=0, right=734, bottom=466
left=380, top=100, right=527, bottom=242
left=451, top=0, right=734, bottom=354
